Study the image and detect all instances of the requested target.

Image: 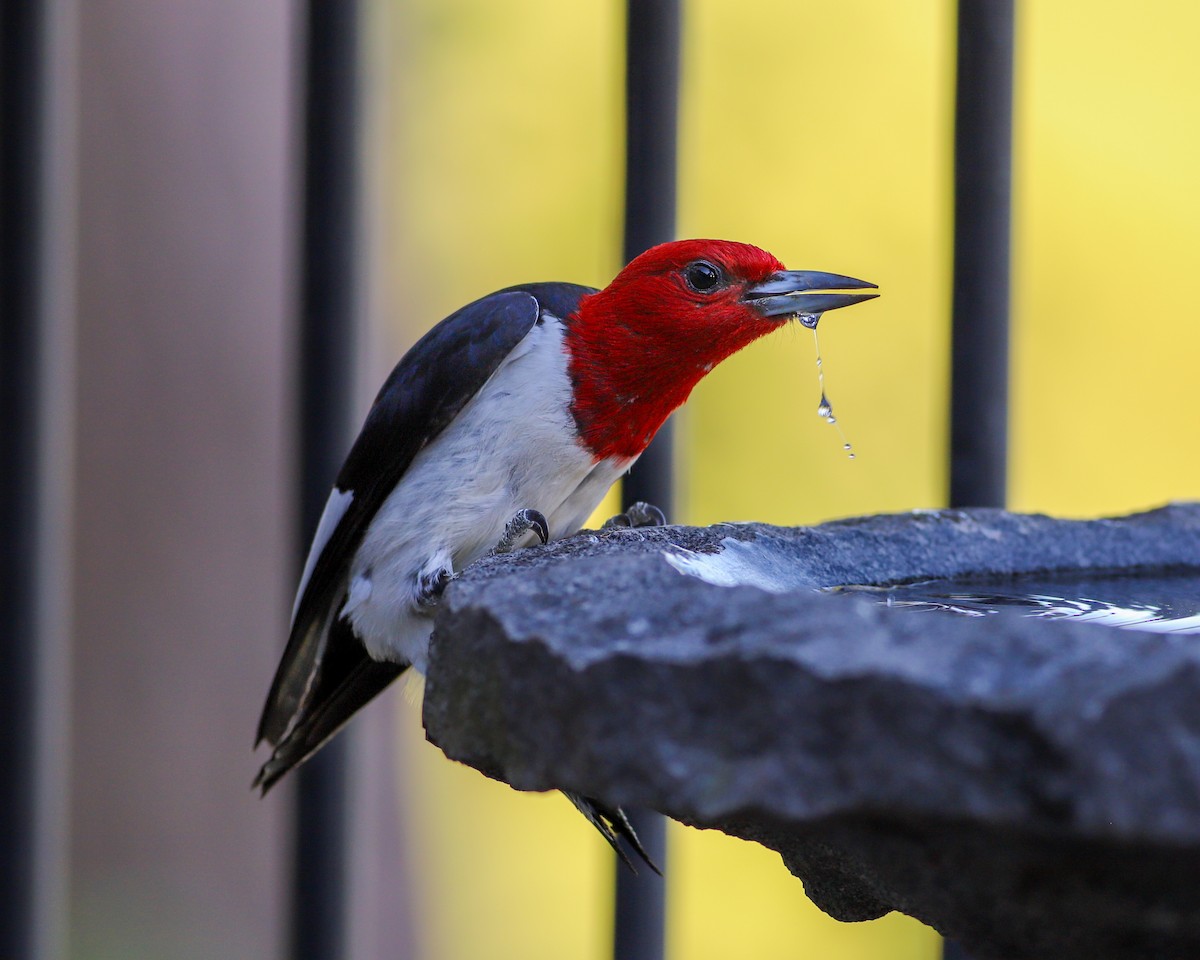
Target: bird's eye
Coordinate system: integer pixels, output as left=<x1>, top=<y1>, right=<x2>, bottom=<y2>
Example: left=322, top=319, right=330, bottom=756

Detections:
left=684, top=260, right=723, bottom=293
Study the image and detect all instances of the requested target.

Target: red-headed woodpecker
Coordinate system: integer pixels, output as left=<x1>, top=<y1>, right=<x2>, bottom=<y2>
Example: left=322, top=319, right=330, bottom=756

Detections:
left=255, top=239, right=877, bottom=868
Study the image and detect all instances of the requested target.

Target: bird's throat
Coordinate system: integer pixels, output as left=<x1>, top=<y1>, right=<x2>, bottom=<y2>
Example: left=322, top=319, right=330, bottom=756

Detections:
left=567, top=351, right=698, bottom=461
left=564, top=296, right=770, bottom=461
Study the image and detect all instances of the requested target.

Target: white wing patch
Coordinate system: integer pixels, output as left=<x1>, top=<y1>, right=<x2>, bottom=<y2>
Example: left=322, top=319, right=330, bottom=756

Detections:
left=292, top=487, right=354, bottom=623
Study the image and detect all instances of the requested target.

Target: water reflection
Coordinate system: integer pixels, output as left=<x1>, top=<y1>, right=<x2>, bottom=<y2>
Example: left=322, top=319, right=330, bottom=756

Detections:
left=840, top=572, right=1200, bottom=635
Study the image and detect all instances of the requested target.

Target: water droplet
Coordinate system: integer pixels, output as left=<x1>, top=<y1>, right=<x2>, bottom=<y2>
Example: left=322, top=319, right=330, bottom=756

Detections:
left=796, top=312, right=821, bottom=329
left=809, top=328, right=856, bottom=459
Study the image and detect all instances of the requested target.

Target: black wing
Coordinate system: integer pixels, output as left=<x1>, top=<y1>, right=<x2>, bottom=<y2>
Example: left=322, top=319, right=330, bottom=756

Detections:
left=254, top=284, right=594, bottom=787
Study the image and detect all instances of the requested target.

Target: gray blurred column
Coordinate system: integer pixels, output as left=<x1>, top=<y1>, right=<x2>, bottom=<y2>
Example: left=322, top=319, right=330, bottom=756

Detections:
left=70, top=3, right=295, bottom=957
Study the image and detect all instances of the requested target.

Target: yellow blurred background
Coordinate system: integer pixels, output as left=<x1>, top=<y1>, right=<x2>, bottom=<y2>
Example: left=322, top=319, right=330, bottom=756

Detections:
left=368, top=0, right=1200, bottom=957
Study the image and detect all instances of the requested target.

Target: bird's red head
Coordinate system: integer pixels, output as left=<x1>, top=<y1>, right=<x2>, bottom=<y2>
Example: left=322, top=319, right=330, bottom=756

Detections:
left=565, top=239, right=877, bottom=461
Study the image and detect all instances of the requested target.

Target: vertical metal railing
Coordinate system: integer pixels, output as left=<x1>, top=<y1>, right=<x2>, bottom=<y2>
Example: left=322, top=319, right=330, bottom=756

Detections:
left=0, top=2, right=73, bottom=958
left=0, top=6, right=49, bottom=958
left=616, top=1, right=681, bottom=959
left=621, top=0, right=681, bottom=516
left=292, top=3, right=363, bottom=960
left=949, top=0, right=1015, bottom=512
left=944, top=2, right=1014, bottom=958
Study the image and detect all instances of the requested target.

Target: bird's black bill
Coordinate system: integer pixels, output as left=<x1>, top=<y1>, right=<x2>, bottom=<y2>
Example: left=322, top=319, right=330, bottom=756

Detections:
left=743, top=270, right=878, bottom=322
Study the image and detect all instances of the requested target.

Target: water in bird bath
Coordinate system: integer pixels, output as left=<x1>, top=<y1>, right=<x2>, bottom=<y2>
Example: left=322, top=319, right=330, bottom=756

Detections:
left=798, top=316, right=854, bottom=460
left=838, top=570, right=1200, bottom=635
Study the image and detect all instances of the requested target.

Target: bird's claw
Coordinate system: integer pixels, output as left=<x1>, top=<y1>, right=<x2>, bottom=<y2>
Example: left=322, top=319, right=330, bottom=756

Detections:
left=602, top=501, right=667, bottom=530
left=492, top=508, right=550, bottom=554
left=414, top=566, right=454, bottom=611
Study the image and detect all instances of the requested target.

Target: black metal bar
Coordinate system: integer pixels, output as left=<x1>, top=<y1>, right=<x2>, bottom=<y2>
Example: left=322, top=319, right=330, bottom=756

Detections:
left=944, top=3, right=1014, bottom=958
left=949, top=0, right=1015, bottom=510
left=0, top=2, right=70, bottom=958
left=622, top=0, right=681, bottom=266
left=0, top=6, right=46, bottom=958
left=616, top=1, right=680, bottom=959
left=621, top=0, right=680, bottom=531
left=291, top=4, right=362, bottom=960
left=612, top=810, right=668, bottom=960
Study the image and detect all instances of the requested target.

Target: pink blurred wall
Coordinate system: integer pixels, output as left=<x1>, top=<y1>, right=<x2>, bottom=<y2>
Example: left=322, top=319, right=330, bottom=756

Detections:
left=71, top=2, right=293, bottom=956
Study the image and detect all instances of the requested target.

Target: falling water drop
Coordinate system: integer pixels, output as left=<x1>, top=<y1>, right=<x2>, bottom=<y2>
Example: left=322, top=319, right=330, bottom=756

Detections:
left=817, top=393, right=835, bottom=423
left=811, top=328, right=855, bottom=460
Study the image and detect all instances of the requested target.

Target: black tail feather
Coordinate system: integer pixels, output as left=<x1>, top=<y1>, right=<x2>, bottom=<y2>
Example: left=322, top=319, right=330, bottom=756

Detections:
left=565, top=791, right=662, bottom=875
left=254, top=655, right=405, bottom=792
left=255, top=614, right=407, bottom=793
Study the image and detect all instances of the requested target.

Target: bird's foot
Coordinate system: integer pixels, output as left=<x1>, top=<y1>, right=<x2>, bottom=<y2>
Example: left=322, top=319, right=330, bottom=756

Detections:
left=601, top=501, right=667, bottom=530
left=414, top=565, right=454, bottom=611
left=491, top=508, right=550, bottom=555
